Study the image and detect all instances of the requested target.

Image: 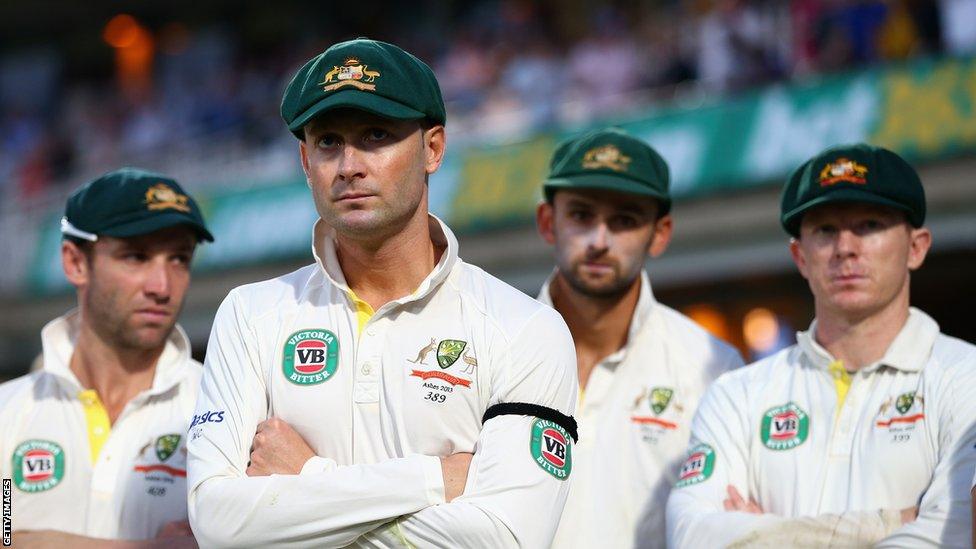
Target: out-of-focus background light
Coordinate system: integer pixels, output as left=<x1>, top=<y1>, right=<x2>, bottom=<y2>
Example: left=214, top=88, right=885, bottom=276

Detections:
left=0, top=0, right=974, bottom=375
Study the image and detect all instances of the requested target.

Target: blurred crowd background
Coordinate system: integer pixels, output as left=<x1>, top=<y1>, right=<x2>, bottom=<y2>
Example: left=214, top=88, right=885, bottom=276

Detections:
left=1, top=0, right=975, bottom=376
left=3, top=0, right=974, bottom=203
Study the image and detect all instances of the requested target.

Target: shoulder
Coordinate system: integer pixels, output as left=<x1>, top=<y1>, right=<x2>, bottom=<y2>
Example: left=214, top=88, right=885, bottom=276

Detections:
left=930, top=333, right=976, bottom=368
left=450, top=261, right=569, bottom=343
left=709, top=346, right=798, bottom=398
left=924, top=333, right=976, bottom=390
left=221, top=263, right=321, bottom=318
left=0, top=372, right=44, bottom=413
left=179, top=358, right=204, bottom=388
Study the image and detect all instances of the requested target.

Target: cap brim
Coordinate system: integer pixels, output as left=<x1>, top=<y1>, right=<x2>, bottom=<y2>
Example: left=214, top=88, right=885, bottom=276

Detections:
left=544, top=173, right=670, bottom=203
left=288, top=89, right=427, bottom=138
left=782, top=187, right=915, bottom=236
left=100, top=212, right=215, bottom=243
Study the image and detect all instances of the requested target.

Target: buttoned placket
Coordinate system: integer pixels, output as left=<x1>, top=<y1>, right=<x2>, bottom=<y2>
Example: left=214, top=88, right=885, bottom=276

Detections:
left=85, top=389, right=157, bottom=533
left=579, top=356, right=622, bottom=422
left=817, top=365, right=860, bottom=513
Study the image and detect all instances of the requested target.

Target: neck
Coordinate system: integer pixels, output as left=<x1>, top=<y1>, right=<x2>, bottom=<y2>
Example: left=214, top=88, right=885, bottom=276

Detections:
left=814, top=285, right=911, bottom=371
left=69, top=318, right=161, bottom=424
left=336, top=211, right=441, bottom=311
left=549, top=273, right=642, bottom=389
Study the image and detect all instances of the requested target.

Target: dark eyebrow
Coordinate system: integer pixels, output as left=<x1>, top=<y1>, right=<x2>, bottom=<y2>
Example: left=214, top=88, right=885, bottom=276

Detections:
left=564, top=198, right=596, bottom=209
left=614, top=203, right=652, bottom=216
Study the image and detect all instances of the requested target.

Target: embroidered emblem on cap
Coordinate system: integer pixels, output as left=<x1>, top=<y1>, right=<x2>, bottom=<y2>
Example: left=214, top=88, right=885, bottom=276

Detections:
left=320, top=58, right=381, bottom=92
left=581, top=144, right=631, bottom=172
left=818, top=158, right=868, bottom=187
left=145, top=183, right=191, bottom=213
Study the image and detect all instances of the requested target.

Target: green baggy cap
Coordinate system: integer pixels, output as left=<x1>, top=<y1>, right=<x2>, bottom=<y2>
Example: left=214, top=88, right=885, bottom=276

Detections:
left=543, top=127, right=671, bottom=215
left=62, top=167, right=214, bottom=243
left=780, top=143, right=926, bottom=237
left=281, top=37, right=446, bottom=139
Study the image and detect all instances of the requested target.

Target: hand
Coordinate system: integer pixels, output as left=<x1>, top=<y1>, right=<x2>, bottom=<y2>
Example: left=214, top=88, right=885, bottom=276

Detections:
left=440, top=452, right=473, bottom=502
left=900, top=506, right=918, bottom=524
left=723, top=485, right=763, bottom=514
left=246, top=417, right=315, bottom=476
left=157, top=520, right=193, bottom=538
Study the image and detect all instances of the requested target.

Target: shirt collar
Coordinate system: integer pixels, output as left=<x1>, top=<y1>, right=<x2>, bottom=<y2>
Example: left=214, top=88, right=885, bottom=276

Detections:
left=796, top=307, right=939, bottom=373
left=39, top=310, right=192, bottom=397
left=537, top=269, right=657, bottom=365
left=311, top=213, right=460, bottom=309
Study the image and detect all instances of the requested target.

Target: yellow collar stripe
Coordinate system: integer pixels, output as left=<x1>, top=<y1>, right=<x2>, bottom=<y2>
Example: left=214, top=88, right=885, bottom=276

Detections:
left=78, top=389, right=111, bottom=464
left=828, top=360, right=852, bottom=414
left=348, top=291, right=376, bottom=336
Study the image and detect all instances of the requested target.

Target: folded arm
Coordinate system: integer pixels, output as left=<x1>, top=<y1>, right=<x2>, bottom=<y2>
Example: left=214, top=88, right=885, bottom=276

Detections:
left=355, top=306, right=579, bottom=548
left=666, top=377, right=908, bottom=548
left=186, top=291, right=447, bottom=548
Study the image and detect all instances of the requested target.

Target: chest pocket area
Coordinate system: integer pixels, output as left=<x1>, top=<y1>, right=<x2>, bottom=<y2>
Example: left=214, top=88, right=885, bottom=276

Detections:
left=120, top=432, right=189, bottom=538
left=628, top=386, right=685, bottom=447
left=401, top=338, right=483, bottom=454
left=870, top=390, right=931, bottom=466
left=129, top=432, right=188, bottom=498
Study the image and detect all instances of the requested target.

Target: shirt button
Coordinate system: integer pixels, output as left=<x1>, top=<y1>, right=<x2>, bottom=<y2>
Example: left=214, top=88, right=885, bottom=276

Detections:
left=361, top=364, right=372, bottom=375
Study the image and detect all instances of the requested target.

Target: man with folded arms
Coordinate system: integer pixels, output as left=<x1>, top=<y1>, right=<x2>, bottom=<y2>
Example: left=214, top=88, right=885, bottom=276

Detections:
left=186, top=38, right=578, bottom=548
left=667, top=144, right=976, bottom=547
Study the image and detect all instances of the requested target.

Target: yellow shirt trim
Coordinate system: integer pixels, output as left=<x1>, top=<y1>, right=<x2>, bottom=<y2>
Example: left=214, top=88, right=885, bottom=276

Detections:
left=390, top=518, right=417, bottom=549
left=828, top=360, right=852, bottom=414
left=78, top=389, right=111, bottom=464
left=348, top=291, right=376, bottom=336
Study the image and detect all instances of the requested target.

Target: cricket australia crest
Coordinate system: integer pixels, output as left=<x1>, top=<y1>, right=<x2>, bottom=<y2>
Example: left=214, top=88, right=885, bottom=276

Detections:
left=320, top=58, right=381, bottom=92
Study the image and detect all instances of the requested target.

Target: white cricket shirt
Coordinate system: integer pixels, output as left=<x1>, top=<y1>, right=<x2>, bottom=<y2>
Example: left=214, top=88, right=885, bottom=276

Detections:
left=0, top=311, right=201, bottom=540
left=667, top=308, right=976, bottom=548
left=540, top=271, right=743, bottom=549
left=187, top=215, right=578, bottom=548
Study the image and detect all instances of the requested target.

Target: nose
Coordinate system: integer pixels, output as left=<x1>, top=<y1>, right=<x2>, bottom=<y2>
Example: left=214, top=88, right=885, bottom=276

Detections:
left=144, top=260, right=171, bottom=301
left=588, top=221, right=611, bottom=252
left=833, top=228, right=859, bottom=259
left=336, top=144, right=367, bottom=182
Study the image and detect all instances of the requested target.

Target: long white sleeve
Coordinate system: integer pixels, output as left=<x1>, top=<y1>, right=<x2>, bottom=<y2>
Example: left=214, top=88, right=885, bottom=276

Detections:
left=355, top=306, right=579, bottom=548
left=876, top=361, right=976, bottom=548
left=187, top=291, right=446, bottom=548
left=666, top=377, right=783, bottom=548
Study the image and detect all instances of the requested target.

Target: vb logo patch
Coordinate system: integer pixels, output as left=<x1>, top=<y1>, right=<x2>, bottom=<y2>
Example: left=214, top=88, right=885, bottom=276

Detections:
left=761, top=403, right=809, bottom=450
left=283, top=329, right=339, bottom=385
left=530, top=419, right=572, bottom=480
left=12, top=440, right=64, bottom=493
left=675, top=443, right=715, bottom=488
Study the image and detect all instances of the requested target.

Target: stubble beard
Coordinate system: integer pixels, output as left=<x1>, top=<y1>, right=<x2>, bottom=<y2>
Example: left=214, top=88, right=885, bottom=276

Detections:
left=86, top=279, right=176, bottom=352
left=560, top=261, right=637, bottom=300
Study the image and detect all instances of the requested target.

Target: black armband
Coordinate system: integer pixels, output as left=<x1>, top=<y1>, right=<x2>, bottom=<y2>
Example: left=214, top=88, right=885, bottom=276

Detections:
left=482, top=402, right=578, bottom=443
